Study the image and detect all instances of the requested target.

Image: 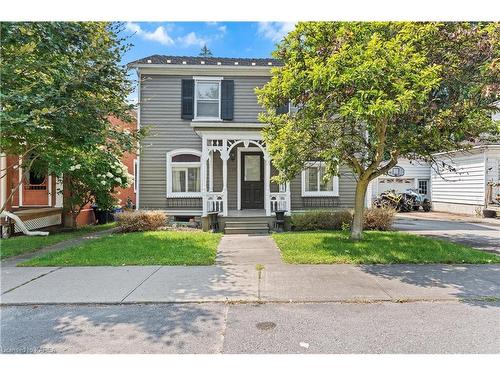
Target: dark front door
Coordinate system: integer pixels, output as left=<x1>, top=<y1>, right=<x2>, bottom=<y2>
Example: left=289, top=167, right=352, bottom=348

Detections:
left=241, top=152, right=264, bottom=209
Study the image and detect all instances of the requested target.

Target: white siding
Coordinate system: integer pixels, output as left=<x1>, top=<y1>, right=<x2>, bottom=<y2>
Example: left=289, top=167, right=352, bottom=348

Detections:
left=431, top=152, right=486, bottom=205
left=372, top=159, right=430, bottom=198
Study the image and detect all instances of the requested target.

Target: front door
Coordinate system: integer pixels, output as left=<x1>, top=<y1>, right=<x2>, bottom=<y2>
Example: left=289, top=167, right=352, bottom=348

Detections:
left=241, top=152, right=264, bottom=209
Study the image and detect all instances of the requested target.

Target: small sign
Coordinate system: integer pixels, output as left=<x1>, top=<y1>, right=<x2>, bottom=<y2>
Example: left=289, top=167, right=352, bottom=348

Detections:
left=387, top=166, right=405, bottom=177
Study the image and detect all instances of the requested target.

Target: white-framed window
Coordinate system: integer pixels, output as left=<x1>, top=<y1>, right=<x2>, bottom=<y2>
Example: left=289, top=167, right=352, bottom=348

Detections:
left=418, top=179, right=429, bottom=196
left=166, top=149, right=202, bottom=198
left=301, top=161, right=339, bottom=197
left=194, top=77, right=222, bottom=121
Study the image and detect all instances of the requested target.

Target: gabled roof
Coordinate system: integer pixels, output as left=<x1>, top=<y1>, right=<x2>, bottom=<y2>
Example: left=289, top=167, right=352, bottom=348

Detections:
left=128, top=55, right=283, bottom=67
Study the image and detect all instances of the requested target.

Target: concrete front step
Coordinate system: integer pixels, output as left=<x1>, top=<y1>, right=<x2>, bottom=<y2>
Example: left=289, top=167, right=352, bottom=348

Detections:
left=224, top=221, right=270, bottom=228
left=224, top=226, right=269, bottom=235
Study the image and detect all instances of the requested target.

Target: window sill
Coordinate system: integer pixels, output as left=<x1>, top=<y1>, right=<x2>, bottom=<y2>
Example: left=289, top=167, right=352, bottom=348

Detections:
left=166, top=193, right=203, bottom=198
left=192, top=118, right=223, bottom=122
left=301, top=192, right=339, bottom=198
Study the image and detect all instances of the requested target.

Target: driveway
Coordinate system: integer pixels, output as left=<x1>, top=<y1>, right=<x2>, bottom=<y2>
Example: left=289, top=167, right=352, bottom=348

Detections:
left=394, top=213, right=500, bottom=253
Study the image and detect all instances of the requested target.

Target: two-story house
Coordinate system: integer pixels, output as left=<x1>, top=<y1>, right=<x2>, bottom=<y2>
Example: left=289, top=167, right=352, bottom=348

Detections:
left=130, top=55, right=362, bottom=233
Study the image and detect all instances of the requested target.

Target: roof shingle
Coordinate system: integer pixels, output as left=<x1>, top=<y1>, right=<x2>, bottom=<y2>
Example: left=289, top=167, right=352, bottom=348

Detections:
left=128, top=54, right=282, bottom=67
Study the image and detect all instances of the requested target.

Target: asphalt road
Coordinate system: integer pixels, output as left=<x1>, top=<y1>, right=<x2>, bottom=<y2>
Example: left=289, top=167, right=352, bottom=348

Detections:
left=1, top=301, right=499, bottom=354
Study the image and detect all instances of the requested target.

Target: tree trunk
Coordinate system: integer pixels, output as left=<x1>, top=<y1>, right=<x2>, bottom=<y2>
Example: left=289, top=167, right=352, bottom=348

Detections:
left=350, top=178, right=370, bottom=240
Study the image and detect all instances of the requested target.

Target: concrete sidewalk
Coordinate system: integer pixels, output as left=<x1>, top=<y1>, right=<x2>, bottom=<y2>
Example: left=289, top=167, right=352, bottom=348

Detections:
left=1, top=234, right=499, bottom=305
left=2, top=262, right=499, bottom=304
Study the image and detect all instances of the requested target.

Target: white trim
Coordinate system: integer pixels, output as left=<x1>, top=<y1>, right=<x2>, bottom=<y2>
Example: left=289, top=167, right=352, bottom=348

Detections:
left=55, top=176, right=63, bottom=208
left=193, top=76, right=223, bottom=80
left=133, top=159, right=138, bottom=193
left=0, top=154, right=7, bottom=209
left=237, top=146, right=263, bottom=211
left=136, top=69, right=141, bottom=210
left=191, top=122, right=265, bottom=128
left=132, top=65, right=273, bottom=77
left=301, top=161, right=339, bottom=197
left=47, top=175, right=52, bottom=206
left=18, top=157, right=23, bottom=206
left=194, top=78, right=222, bottom=122
left=166, top=149, right=203, bottom=198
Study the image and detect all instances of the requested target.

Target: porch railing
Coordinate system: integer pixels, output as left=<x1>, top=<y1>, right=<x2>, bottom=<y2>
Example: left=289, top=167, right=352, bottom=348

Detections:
left=270, top=192, right=288, bottom=212
left=205, top=192, right=224, bottom=214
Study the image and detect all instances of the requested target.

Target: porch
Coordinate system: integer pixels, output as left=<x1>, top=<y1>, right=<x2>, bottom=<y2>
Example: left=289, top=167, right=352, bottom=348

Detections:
left=200, top=135, right=291, bottom=218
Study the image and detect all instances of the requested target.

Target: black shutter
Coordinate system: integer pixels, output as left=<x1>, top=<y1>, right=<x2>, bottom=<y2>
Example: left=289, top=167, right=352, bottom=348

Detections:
left=276, top=101, right=289, bottom=115
left=221, top=80, right=234, bottom=121
left=181, top=79, right=194, bottom=120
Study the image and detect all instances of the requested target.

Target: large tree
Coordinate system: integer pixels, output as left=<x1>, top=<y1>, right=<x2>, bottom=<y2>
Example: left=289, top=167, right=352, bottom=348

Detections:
left=0, top=22, right=141, bottom=215
left=257, top=22, right=499, bottom=240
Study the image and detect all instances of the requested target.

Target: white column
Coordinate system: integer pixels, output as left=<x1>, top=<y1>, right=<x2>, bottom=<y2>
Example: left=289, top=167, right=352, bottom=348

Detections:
left=201, top=137, right=208, bottom=217
left=18, top=157, right=23, bottom=207
left=48, top=175, right=52, bottom=206
left=221, top=139, right=228, bottom=217
left=55, top=176, right=64, bottom=208
left=209, top=151, right=213, bottom=192
left=286, top=181, right=291, bottom=215
left=264, top=152, right=271, bottom=216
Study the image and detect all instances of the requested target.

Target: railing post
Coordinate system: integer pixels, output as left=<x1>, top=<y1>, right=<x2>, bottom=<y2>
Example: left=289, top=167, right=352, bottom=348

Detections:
left=286, top=181, right=291, bottom=215
left=221, top=139, right=228, bottom=217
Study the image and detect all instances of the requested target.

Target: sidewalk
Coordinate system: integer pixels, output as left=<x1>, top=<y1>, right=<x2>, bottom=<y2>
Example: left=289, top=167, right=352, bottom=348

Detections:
left=1, top=234, right=499, bottom=305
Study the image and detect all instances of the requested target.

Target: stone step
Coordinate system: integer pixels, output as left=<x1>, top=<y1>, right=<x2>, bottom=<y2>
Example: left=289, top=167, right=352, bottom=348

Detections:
left=224, top=221, right=270, bottom=228
left=224, top=226, right=269, bottom=235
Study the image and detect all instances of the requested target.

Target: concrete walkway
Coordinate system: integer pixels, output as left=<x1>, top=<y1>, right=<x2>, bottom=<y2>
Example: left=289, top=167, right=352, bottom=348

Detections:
left=1, top=234, right=499, bottom=304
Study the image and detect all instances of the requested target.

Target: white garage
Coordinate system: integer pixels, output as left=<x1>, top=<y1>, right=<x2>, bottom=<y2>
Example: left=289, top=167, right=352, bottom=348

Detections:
left=370, top=159, right=431, bottom=202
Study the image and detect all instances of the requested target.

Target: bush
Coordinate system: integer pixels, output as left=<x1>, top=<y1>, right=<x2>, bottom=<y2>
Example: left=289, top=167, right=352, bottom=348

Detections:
left=363, top=208, right=395, bottom=231
left=291, top=210, right=353, bottom=231
left=115, top=210, right=167, bottom=232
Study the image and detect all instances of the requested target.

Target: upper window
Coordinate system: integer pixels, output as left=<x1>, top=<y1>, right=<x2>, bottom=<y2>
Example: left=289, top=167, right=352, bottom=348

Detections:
left=166, top=149, right=202, bottom=198
left=195, top=79, right=221, bottom=120
left=301, top=162, right=339, bottom=197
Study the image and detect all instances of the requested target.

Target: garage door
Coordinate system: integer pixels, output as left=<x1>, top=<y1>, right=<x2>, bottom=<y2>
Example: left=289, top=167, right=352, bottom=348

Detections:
left=378, top=178, right=414, bottom=194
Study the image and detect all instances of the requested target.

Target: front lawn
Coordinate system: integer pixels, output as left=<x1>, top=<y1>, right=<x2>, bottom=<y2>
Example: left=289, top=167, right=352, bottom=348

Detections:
left=0, top=223, right=116, bottom=260
left=272, top=231, right=500, bottom=264
left=20, top=230, right=222, bottom=266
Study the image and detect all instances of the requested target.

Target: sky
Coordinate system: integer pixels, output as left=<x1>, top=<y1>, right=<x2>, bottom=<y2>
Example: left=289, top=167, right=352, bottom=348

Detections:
left=122, top=21, right=295, bottom=102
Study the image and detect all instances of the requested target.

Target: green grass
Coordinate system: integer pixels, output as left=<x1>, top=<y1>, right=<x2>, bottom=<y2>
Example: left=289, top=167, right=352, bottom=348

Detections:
left=272, top=230, right=500, bottom=264
left=20, top=230, right=222, bottom=266
left=0, top=223, right=116, bottom=260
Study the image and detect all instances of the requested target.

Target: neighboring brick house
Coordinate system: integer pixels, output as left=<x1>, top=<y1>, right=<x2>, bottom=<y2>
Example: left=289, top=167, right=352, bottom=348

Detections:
left=0, top=114, right=137, bottom=232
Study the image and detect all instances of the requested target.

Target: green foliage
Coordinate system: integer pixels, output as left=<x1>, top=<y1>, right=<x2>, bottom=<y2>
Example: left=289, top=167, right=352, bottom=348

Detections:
left=291, top=210, right=353, bottom=231
left=257, top=22, right=499, bottom=239
left=0, top=223, right=116, bottom=259
left=272, top=231, right=500, bottom=264
left=21, top=231, right=223, bottom=266
left=0, top=22, right=144, bottom=213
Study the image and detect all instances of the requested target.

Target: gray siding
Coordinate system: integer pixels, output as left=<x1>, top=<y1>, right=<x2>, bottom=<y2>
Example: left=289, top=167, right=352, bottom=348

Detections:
left=139, top=74, right=269, bottom=209
left=290, top=166, right=357, bottom=210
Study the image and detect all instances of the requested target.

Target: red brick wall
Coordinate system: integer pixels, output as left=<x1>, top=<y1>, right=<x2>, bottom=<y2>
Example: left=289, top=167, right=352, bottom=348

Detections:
left=108, top=115, right=137, bottom=208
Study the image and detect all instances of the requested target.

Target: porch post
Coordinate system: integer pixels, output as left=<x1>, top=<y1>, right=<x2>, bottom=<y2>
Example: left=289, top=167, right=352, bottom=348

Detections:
left=264, top=152, right=271, bottom=216
left=209, top=151, right=213, bottom=192
left=201, top=137, right=208, bottom=217
left=286, top=181, right=291, bottom=215
left=221, top=139, right=229, bottom=217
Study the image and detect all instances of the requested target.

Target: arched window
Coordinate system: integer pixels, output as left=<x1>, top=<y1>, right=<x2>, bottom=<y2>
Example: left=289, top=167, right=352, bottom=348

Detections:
left=166, top=149, right=202, bottom=198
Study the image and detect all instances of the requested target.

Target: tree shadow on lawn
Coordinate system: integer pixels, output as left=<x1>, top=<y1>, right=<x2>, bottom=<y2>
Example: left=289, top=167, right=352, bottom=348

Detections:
left=0, top=303, right=224, bottom=354
left=359, top=264, right=500, bottom=308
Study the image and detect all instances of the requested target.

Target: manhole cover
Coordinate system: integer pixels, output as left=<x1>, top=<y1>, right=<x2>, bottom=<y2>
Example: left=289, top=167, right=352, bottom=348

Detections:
left=256, top=321, right=276, bottom=330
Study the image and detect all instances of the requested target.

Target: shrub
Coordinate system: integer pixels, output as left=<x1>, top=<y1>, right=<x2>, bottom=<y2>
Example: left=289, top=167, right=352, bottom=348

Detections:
left=291, top=210, right=353, bottom=231
left=115, top=210, right=167, bottom=232
left=363, top=208, right=395, bottom=231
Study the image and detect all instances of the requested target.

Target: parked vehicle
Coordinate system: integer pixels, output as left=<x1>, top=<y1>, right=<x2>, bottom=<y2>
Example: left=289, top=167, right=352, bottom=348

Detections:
left=373, top=189, right=431, bottom=212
